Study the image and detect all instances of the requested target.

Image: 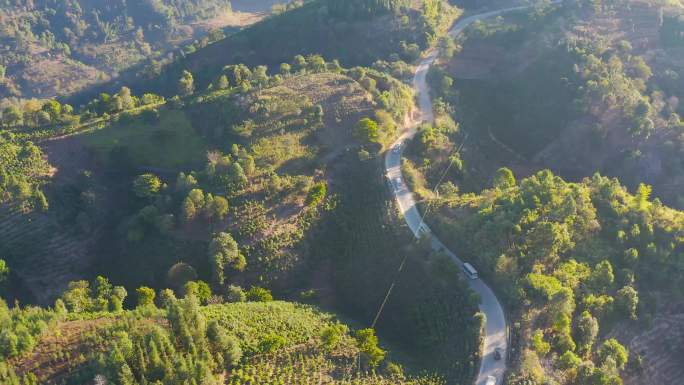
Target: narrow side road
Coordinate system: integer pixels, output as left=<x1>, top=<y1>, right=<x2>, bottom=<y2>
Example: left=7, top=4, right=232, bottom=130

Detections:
left=384, top=4, right=544, bottom=385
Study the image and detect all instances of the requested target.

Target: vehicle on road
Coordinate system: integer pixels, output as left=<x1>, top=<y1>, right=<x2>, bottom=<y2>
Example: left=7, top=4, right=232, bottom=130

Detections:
left=485, top=376, right=497, bottom=385
left=418, top=223, right=430, bottom=235
left=463, top=262, right=479, bottom=280
left=494, top=347, right=502, bottom=360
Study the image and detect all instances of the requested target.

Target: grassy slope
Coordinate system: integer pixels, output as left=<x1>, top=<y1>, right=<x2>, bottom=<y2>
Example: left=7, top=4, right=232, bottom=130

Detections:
left=81, top=109, right=208, bottom=170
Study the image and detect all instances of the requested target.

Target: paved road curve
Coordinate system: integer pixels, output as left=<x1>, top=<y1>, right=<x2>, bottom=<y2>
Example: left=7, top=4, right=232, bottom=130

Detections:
left=384, top=5, right=543, bottom=385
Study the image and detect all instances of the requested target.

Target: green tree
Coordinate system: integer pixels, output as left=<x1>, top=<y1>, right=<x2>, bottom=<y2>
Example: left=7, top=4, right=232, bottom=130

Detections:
left=0, top=260, right=8, bottom=285
left=42, top=100, right=62, bottom=120
left=590, top=260, right=615, bottom=292
left=615, top=285, right=638, bottom=320
left=259, top=334, right=286, bottom=353
left=207, top=321, right=242, bottom=367
left=525, top=273, right=562, bottom=301
left=531, top=329, right=551, bottom=355
left=208, top=232, right=246, bottom=285
left=246, top=286, right=272, bottom=302
left=635, top=183, right=652, bottom=210
left=136, top=286, right=156, bottom=307
left=623, top=248, right=639, bottom=267
left=175, top=172, right=198, bottom=193
left=321, top=323, right=348, bottom=351
left=574, top=311, right=599, bottom=355
left=239, top=155, right=256, bottom=176
left=196, top=281, right=212, bottom=304
left=133, top=174, right=162, bottom=198
left=227, top=162, right=248, bottom=192
left=116, top=87, right=135, bottom=110
left=493, top=167, right=516, bottom=189
left=205, top=195, right=229, bottom=221
left=178, top=70, right=195, bottom=96
left=293, top=55, right=307, bottom=72
left=225, top=285, right=246, bottom=303
left=61, top=281, right=93, bottom=313
left=559, top=350, right=581, bottom=369
left=216, top=75, right=229, bottom=89
left=252, top=65, right=269, bottom=87
left=111, top=286, right=127, bottom=312
left=158, top=288, right=177, bottom=308
left=167, top=262, right=197, bottom=290
left=355, top=328, right=386, bottom=369
left=306, top=182, right=327, bottom=206
left=34, top=190, right=48, bottom=212
left=597, top=339, right=629, bottom=369
left=354, top=117, right=380, bottom=143
left=181, top=197, right=197, bottom=222
left=187, top=188, right=205, bottom=209
left=2, top=106, right=23, bottom=126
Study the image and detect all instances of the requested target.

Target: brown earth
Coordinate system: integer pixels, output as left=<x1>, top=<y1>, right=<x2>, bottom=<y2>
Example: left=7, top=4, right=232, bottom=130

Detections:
left=608, top=303, right=684, bottom=385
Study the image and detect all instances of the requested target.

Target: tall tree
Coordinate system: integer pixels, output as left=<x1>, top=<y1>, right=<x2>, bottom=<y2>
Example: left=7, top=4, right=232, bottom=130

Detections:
left=493, top=167, right=516, bottom=189
left=208, top=232, right=245, bottom=285
left=133, top=174, right=162, bottom=198
left=178, top=70, right=195, bottom=97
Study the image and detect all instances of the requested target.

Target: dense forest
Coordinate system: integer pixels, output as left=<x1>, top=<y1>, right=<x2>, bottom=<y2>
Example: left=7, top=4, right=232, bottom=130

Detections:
left=401, top=0, right=684, bottom=383
left=427, top=0, right=684, bottom=208
left=432, top=169, right=682, bottom=383
left=0, top=0, right=288, bottom=100
left=0, top=0, right=482, bottom=381
left=3, top=0, right=684, bottom=384
left=83, top=0, right=459, bottom=99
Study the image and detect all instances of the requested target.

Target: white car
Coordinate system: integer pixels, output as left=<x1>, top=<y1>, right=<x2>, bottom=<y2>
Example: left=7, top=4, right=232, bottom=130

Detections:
left=418, top=224, right=430, bottom=235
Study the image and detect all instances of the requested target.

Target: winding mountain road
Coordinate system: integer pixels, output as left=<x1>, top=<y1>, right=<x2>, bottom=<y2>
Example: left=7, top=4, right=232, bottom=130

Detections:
left=384, top=5, right=544, bottom=385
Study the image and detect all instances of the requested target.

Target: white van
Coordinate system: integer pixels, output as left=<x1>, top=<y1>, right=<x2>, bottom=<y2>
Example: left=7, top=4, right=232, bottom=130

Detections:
left=463, top=262, right=479, bottom=280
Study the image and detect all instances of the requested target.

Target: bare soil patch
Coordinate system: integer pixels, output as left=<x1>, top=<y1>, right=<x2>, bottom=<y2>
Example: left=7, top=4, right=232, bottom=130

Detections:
left=608, top=306, right=684, bottom=385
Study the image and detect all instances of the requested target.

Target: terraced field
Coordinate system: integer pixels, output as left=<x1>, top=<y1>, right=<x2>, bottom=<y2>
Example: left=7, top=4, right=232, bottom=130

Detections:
left=228, top=344, right=441, bottom=385
left=0, top=203, right=95, bottom=304
left=621, top=312, right=684, bottom=385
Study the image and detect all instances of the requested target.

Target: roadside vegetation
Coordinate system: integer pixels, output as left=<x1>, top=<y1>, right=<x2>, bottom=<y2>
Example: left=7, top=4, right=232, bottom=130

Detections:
left=314, top=152, right=482, bottom=383
left=426, top=168, right=682, bottom=384
left=403, top=0, right=684, bottom=383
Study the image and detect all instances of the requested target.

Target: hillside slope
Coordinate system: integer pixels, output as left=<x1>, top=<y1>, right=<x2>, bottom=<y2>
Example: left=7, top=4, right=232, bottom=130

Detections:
left=0, top=56, right=412, bottom=305
left=433, top=0, right=684, bottom=207
left=1, top=297, right=443, bottom=385
left=85, top=0, right=460, bottom=99
left=0, top=0, right=286, bottom=100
